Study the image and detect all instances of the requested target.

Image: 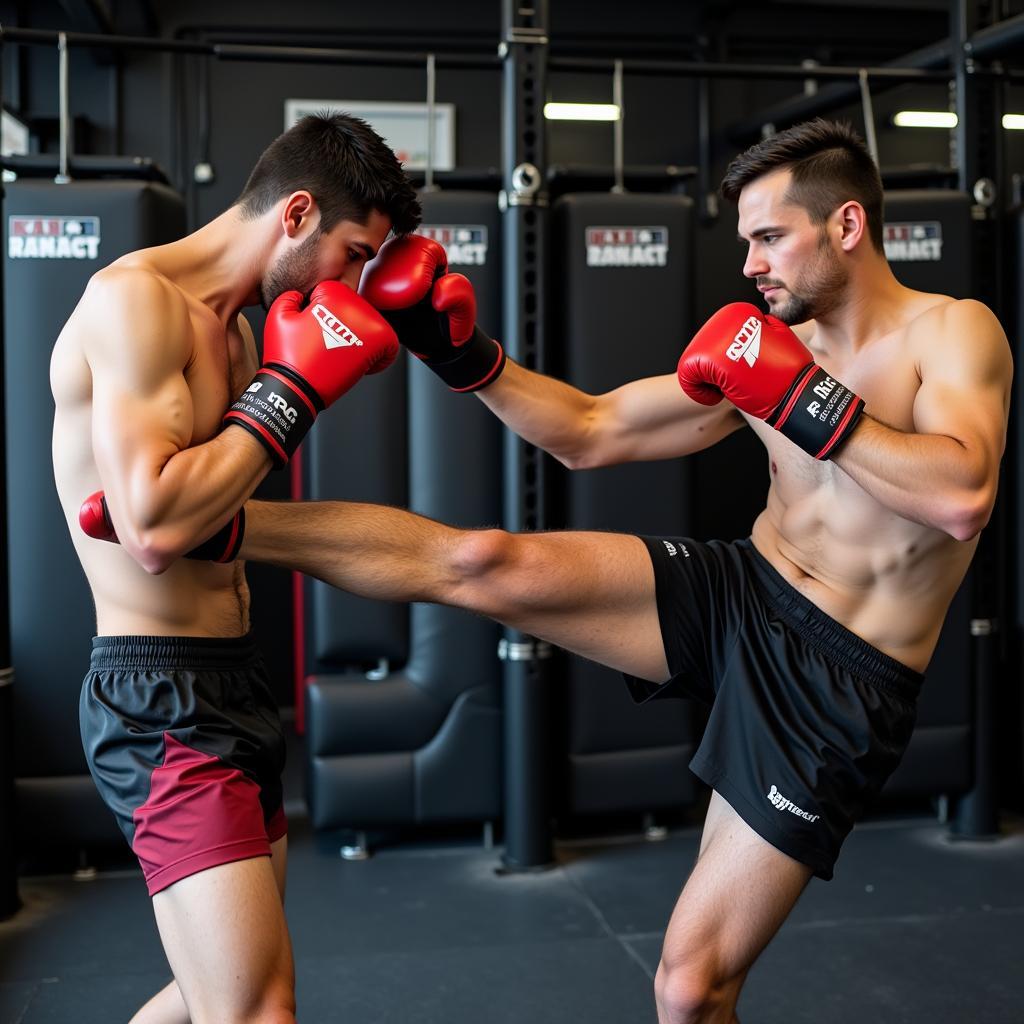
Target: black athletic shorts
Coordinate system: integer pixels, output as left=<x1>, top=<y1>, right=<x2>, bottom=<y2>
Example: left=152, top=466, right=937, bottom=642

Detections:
left=626, top=537, right=923, bottom=880
left=80, top=634, right=288, bottom=896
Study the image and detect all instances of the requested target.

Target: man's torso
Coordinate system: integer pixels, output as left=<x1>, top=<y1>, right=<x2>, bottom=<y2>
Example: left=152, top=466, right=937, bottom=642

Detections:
left=746, top=291, right=978, bottom=672
left=51, top=246, right=260, bottom=636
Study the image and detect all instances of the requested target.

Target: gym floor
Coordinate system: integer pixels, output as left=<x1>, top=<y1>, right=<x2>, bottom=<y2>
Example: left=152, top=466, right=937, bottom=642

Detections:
left=2, top=733, right=1022, bottom=1024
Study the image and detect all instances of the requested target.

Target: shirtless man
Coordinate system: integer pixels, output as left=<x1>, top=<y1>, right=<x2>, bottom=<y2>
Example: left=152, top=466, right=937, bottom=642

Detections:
left=82, top=119, right=1011, bottom=1022
left=51, top=111, right=419, bottom=1023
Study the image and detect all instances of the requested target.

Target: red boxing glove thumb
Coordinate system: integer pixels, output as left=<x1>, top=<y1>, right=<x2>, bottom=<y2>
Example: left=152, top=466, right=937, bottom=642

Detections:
left=431, top=273, right=477, bottom=345
left=267, top=288, right=303, bottom=318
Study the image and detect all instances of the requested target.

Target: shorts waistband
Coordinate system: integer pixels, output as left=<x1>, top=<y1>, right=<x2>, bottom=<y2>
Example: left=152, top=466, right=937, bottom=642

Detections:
left=90, top=633, right=260, bottom=671
left=738, top=540, right=924, bottom=702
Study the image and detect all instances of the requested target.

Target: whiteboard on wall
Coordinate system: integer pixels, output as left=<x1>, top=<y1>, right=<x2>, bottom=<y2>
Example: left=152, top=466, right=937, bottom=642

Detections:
left=284, top=100, right=455, bottom=171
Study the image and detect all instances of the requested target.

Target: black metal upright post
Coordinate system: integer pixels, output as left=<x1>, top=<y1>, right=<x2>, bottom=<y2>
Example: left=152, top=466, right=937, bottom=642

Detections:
left=0, top=33, right=21, bottom=919
left=498, top=0, right=554, bottom=871
left=950, top=0, right=1003, bottom=839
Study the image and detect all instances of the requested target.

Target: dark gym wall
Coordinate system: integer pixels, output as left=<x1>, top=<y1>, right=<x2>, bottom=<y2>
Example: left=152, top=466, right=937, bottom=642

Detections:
left=7, top=0, right=1024, bottom=692
left=14, top=0, right=1023, bottom=325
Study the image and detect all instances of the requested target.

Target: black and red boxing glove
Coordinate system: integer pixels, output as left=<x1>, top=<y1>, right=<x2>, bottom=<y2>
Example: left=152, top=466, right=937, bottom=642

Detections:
left=78, top=491, right=244, bottom=563
left=359, top=234, right=506, bottom=392
left=224, top=281, right=399, bottom=466
left=677, top=303, right=864, bottom=460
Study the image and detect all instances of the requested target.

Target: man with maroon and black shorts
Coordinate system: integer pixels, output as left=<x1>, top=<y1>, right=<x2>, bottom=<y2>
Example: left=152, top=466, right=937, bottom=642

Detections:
left=53, top=112, right=419, bottom=1024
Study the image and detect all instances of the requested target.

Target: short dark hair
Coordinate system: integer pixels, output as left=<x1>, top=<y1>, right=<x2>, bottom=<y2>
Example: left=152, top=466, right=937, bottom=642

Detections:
left=237, top=111, right=421, bottom=235
left=720, top=119, right=884, bottom=252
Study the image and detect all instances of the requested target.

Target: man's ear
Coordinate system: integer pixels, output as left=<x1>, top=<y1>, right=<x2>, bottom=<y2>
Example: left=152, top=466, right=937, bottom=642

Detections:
left=836, top=200, right=866, bottom=252
left=281, top=191, right=317, bottom=239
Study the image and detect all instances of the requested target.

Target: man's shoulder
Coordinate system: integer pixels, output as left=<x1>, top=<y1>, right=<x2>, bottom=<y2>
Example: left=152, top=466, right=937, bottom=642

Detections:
left=74, top=263, right=196, bottom=374
left=907, top=294, right=1001, bottom=336
left=906, top=295, right=1010, bottom=380
left=83, top=261, right=184, bottom=313
left=77, top=263, right=194, bottom=350
left=898, top=293, right=1002, bottom=345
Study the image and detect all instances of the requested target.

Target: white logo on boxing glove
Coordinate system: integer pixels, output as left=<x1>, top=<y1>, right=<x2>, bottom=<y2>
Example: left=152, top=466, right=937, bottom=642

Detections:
left=726, top=316, right=761, bottom=367
left=313, top=304, right=363, bottom=350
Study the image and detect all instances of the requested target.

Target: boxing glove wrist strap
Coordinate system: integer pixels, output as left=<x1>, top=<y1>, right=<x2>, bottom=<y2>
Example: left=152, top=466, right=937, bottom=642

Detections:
left=767, top=363, right=865, bottom=460
left=423, top=325, right=507, bottom=392
left=223, top=365, right=322, bottom=467
left=188, top=506, right=246, bottom=562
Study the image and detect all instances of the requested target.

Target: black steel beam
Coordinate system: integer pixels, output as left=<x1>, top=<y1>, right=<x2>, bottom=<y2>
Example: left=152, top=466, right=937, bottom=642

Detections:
left=550, top=54, right=949, bottom=82
left=212, top=43, right=498, bottom=70
left=726, top=38, right=953, bottom=143
left=499, top=0, right=555, bottom=873
left=0, top=42, right=18, bottom=923
left=726, top=8, right=1024, bottom=143
left=949, top=0, right=1003, bottom=840
left=0, top=28, right=500, bottom=69
left=0, top=26, right=210, bottom=54
left=966, top=11, right=1024, bottom=60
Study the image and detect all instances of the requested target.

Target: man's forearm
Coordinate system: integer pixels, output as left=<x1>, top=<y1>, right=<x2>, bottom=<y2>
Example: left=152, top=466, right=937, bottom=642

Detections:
left=475, top=359, right=598, bottom=464
left=95, top=426, right=272, bottom=572
left=240, top=499, right=465, bottom=603
left=833, top=415, right=996, bottom=539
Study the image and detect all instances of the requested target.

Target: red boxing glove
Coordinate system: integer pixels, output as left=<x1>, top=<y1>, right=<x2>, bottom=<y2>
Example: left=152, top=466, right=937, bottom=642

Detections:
left=360, top=234, right=506, bottom=392
left=678, top=303, right=864, bottom=460
left=79, top=491, right=244, bottom=563
left=225, top=281, right=399, bottom=466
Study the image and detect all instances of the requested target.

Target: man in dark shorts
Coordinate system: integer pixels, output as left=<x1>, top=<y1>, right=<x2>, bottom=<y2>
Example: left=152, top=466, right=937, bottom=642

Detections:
left=53, top=112, right=420, bottom=1023
left=238, top=118, right=1010, bottom=1023
left=84, top=119, right=1011, bottom=1022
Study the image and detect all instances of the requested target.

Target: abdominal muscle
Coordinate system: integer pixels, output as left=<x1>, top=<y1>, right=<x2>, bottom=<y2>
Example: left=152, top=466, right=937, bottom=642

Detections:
left=84, top=545, right=251, bottom=639
left=750, top=452, right=976, bottom=674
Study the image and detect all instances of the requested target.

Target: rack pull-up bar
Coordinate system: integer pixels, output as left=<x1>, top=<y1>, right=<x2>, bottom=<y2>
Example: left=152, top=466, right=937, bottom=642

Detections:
left=548, top=55, right=951, bottom=83
left=0, top=27, right=500, bottom=69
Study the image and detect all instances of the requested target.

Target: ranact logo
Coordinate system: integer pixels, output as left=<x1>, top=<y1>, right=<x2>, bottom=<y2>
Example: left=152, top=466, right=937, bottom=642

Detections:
left=417, top=225, right=488, bottom=266
left=585, top=226, right=668, bottom=267
left=726, top=316, right=761, bottom=366
left=312, top=304, right=362, bottom=349
left=8, top=216, right=101, bottom=259
left=883, top=221, right=942, bottom=262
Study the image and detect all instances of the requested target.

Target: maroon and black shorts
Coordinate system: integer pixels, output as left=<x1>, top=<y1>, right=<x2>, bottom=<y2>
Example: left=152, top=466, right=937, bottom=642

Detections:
left=80, top=634, right=288, bottom=896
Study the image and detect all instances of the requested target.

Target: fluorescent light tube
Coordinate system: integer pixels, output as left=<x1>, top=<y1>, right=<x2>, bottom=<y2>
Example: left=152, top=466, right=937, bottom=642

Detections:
left=892, top=111, right=958, bottom=128
left=544, top=102, right=620, bottom=121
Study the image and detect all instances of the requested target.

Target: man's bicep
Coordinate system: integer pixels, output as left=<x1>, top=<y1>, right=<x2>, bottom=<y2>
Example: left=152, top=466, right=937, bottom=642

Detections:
left=600, top=373, right=745, bottom=461
left=91, top=372, right=194, bottom=495
left=83, top=273, right=195, bottom=509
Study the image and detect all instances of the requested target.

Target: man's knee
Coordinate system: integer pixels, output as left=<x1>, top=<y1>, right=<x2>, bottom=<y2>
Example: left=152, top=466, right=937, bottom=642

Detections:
left=249, top=999, right=296, bottom=1024
left=188, top=968, right=295, bottom=1024
left=451, top=528, right=514, bottom=578
left=655, top=955, right=732, bottom=1024
left=230, top=985, right=296, bottom=1024
left=450, top=528, right=530, bottom=617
